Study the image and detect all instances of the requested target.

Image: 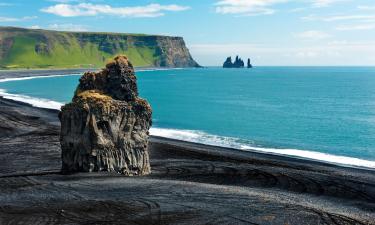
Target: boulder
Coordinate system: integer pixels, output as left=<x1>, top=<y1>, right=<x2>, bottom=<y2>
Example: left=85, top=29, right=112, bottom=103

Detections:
left=59, top=55, right=152, bottom=176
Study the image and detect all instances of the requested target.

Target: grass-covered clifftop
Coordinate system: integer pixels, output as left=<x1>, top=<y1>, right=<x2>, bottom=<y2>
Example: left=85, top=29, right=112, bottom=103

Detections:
left=0, top=27, right=200, bottom=69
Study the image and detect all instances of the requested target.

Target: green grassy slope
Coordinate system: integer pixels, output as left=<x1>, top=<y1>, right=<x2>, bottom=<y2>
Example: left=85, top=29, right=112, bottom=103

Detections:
left=0, top=27, right=198, bottom=69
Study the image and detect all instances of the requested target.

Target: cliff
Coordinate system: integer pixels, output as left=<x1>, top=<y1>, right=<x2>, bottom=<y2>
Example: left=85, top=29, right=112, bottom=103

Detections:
left=0, top=27, right=200, bottom=69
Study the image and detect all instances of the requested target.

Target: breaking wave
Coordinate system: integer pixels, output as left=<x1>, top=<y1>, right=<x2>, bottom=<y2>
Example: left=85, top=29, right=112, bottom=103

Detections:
left=0, top=89, right=63, bottom=110
left=0, top=74, right=82, bottom=83
left=150, top=127, right=375, bottom=169
left=0, top=72, right=374, bottom=169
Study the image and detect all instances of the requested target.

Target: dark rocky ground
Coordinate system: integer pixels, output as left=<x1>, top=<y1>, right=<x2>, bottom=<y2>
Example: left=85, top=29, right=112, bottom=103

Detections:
left=0, top=96, right=374, bottom=225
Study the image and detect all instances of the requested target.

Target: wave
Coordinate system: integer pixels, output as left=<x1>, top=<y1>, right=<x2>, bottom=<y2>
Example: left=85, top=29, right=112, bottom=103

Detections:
left=0, top=68, right=183, bottom=83
left=0, top=72, right=374, bottom=169
left=150, top=127, right=375, bottom=169
left=0, top=73, right=82, bottom=83
left=1, top=87, right=374, bottom=169
left=0, top=68, right=184, bottom=108
left=136, top=68, right=184, bottom=72
left=0, top=89, right=63, bottom=110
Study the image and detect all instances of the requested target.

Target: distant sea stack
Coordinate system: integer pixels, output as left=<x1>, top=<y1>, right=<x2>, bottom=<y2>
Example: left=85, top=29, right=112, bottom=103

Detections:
left=247, top=58, right=253, bottom=68
left=223, top=56, right=253, bottom=68
left=59, top=55, right=152, bottom=175
left=0, top=26, right=200, bottom=69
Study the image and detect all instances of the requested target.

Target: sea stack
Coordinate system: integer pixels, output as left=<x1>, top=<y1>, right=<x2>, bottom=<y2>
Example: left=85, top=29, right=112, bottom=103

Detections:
left=223, top=56, right=245, bottom=68
left=59, top=55, right=152, bottom=176
left=247, top=58, right=253, bottom=68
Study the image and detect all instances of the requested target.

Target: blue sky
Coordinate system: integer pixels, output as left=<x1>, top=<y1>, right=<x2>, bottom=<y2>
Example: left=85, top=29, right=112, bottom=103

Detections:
left=1, top=0, right=375, bottom=66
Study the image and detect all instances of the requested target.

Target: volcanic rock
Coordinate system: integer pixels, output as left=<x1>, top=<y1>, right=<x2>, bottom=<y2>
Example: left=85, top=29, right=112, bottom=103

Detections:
left=223, top=57, right=233, bottom=68
left=247, top=58, right=253, bottom=68
left=59, top=55, right=152, bottom=175
left=223, top=56, right=245, bottom=68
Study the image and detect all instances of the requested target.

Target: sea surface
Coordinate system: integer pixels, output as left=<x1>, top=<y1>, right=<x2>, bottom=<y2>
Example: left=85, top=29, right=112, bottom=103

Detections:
left=1, top=67, right=375, bottom=168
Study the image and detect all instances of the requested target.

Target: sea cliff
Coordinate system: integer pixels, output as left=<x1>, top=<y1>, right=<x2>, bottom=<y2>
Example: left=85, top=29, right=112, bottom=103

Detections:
left=0, top=27, right=200, bottom=69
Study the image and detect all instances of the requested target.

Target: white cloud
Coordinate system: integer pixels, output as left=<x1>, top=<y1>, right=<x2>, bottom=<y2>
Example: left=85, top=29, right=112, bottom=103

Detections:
left=0, top=2, right=12, bottom=6
left=295, top=51, right=319, bottom=58
left=336, top=23, right=375, bottom=31
left=326, top=15, right=375, bottom=22
left=0, top=16, right=36, bottom=22
left=302, top=14, right=375, bottom=22
left=302, top=13, right=375, bottom=31
left=48, top=23, right=88, bottom=31
left=302, top=8, right=375, bottom=31
left=357, top=5, right=375, bottom=10
left=29, top=25, right=41, bottom=29
left=214, top=0, right=347, bottom=16
left=215, top=0, right=290, bottom=16
left=0, top=17, right=19, bottom=22
left=41, top=3, right=190, bottom=18
left=48, top=0, right=81, bottom=2
left=311, top=0, right=347, bottom=8
left=289, top=7, right=308, bottom=13
left=294, top=30, right=332, bottom=40
left=26, top=23, right=88, bottom=31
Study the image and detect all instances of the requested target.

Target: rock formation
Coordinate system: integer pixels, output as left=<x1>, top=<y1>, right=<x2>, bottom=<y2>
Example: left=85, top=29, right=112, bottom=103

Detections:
left=223, top=56, right=245, bottom=68
left=247, top=58, right=253, bottom=68
left=223, top=57, right=233, bottom=68
left=59, top=55, right=152, bottom=175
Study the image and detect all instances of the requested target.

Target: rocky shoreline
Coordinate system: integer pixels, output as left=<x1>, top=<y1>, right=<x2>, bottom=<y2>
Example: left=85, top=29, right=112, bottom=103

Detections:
left=0, top=96, right=374, bottom=224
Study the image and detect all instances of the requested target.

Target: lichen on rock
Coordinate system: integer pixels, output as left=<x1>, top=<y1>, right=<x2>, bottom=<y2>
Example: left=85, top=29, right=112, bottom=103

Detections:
left=59, top=55, right=152, bottom=175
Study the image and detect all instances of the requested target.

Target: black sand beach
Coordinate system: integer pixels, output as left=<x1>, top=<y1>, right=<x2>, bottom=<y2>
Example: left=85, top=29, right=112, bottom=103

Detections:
left=0, top=95, right=374, bottom=225
left=0, top=67, right=375, bottom=225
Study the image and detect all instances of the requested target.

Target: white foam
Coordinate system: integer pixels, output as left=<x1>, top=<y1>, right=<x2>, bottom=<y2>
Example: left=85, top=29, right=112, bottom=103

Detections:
left=136, top=68, right=183, bottom=72
left=0, top=73, right=82, bottom=83
left=0, top=73, right=374, bottom=169
left=248, top=146, right=375, bottom=168
left=150, top=127, right=251, bottom=149
left=150, top=127, right=375, bottom=169
left=0, top=89, right=63, bottom=110
left=0, top=68, right=183, bottom=83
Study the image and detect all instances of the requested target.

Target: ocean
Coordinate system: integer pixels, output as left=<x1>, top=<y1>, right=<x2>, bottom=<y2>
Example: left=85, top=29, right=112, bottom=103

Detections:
left=1, top=67, right=375, bottom=168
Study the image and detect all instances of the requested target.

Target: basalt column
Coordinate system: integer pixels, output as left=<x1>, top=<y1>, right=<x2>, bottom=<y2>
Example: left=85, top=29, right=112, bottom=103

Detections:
left=59, top=55, right=152, bottom=175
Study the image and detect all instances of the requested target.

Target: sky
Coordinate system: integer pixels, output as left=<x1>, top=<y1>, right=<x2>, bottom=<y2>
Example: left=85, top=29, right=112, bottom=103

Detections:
left=1, top=0, right=375, bottom=66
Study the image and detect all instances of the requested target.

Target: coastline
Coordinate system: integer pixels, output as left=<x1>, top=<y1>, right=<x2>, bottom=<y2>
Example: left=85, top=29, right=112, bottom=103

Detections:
left=1, top=95, right=375, bottom=172
left=0, top=66, right=185, bottom=71
left=0, top=96, right=374, bottom=224
left=1, top=71, right=375, bottom=169
left=0, top=67, right=184, bottom=81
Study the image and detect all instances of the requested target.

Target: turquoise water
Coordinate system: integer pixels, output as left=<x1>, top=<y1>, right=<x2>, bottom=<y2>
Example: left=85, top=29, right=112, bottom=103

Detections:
left=1, top=67, right=375, bottom=167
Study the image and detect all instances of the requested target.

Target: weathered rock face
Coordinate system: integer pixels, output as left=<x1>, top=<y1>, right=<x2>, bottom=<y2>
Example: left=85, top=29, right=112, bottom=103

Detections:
left=59, top=55, right=152, bottom=175
left=0, top=27, right=200, bottom=69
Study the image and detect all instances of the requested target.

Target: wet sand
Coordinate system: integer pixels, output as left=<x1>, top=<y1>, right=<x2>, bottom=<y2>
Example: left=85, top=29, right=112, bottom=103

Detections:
left=0, top=96, right=374, bottom=225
